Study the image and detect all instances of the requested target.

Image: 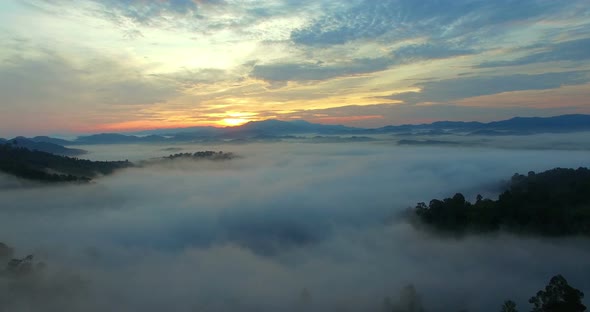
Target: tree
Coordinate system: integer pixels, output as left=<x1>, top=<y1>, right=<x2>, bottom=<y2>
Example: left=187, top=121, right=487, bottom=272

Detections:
left=476, top=194, right=483, bottom=203
left=6, top=254, right=34, bottom=276
left=0, top=242, right=14, bottom=260
left=382, top=297, right=394, bottom=312
left=501, top=300, right=518, bottom=312
left=296, top=287, right=312, bottom=311
left=393, top=284, right=425, bottom=312
left=529, top=275, right=586, bottom=312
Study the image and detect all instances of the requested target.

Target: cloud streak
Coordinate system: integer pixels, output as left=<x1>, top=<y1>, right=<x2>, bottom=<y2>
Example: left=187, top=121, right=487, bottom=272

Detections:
left=477, top=37, right=590, bottom=68
left=290, top=0, right=567, bottom=46
left=391, top=70, right=590, bottom=104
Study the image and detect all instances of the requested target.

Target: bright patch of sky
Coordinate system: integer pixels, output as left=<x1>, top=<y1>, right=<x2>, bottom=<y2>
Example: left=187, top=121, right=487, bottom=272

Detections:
left=0, top=0, right=589, bottom=135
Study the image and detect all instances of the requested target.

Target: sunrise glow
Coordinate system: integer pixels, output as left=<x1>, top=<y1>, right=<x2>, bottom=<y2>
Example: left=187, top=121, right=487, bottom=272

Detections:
left=220, top=118, right=250, bottom=127
left=0, top=0, right=588, bottom=136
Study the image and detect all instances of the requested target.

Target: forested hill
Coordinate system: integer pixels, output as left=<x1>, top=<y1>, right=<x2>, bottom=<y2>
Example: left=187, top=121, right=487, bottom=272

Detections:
left=0, top=144, right=132, bottom=182
left=414, top=167, right=590, bottom=236
left=4, top=137, right=86, bottom=156
left=0, top=144, right=237, bottom=183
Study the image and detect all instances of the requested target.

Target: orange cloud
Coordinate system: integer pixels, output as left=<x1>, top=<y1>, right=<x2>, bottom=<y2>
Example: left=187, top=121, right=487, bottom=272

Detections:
left=455, top=84, right=590, bottom=109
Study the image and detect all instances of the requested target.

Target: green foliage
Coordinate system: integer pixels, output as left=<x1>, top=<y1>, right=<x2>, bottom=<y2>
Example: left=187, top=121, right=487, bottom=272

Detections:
left=0, top=144, right=237, bottom=183
left=394, top=284, right=425, bottom=312
left=501, top=300, right=518, bottom=312
left=0, top=242, right=44, bottom=278
left=383, top=284, right=425, bottom=312
left=529, top=275, right=586, bottom=312
left=0, top=242, right=14, bottom=260
left=414, top=167, right=590, bottom=235
left=0, top=143, right=132, bottom=183
left=6, top=255, right=35, bottom=276
left=163, top=151, right=235, bottom=161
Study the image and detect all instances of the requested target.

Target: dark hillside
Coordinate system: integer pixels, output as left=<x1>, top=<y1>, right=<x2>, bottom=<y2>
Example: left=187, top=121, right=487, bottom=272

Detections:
left=0, top=144, right=132, bottom=183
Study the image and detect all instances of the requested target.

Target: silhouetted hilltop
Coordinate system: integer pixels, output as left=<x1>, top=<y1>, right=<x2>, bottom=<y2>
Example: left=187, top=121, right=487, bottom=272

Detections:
left=413, top=167, right=590, bottom=235
left=0, top=144, right=131, bottom=183
left=377, top=114, right=590, bottom=135
left=133, top=114, right=590, bottom=139
left=6, top=137, right=86, bottom=156
left=9, top=114, right=590, bottom=145
left=230, top=119, right=356, bottom=135
left=0, top=144, right=239, bottom=183
left=76, top=133, right=168, bottom=144
left=140, top=151, right=236, bottom=164
left=487, top=114, right=590, bottom=131
left=31, top=136, right=76, bottom=146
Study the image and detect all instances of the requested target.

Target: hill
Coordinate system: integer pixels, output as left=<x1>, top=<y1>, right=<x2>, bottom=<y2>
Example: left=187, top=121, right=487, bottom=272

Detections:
left=133, top=114, right=590, bottom=139
left=30, top=136, right=76, bottom=146
left=486, top=114, right=590, bottom=131
left=6, top=137, right=86, bottom=156
left=10, top=114, right=590, bottom=145
left=0, top=144, right=132, bottom=182
left=377, top=114, right=590, bottom=135
left=75, top=133, right=168, bottom=144
left=0, top=144, right=239, bottom=183
left=413, top=167, right=590, bottom=235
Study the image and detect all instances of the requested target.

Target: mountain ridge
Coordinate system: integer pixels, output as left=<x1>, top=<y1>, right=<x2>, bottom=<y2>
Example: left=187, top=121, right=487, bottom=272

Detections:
left=2, top=114, right=590, bottom=145
left=3, top=137, right=86, bottom=156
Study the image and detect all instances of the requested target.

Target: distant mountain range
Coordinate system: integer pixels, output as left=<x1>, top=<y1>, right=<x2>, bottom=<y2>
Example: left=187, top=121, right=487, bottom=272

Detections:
left=378, top=114, right=590, bottom=135
left=2, top=137, right=86, bottom=156
left=2, top=114, right=590, bottom=146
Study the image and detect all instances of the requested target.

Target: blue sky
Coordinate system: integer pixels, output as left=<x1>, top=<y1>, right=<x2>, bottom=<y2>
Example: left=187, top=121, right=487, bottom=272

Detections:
left=0, top=0, right=589, bottom=135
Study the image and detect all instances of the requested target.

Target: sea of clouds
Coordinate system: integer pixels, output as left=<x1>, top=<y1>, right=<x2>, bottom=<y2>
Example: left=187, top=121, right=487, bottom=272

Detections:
left=1, top=136, right=590, bottom=311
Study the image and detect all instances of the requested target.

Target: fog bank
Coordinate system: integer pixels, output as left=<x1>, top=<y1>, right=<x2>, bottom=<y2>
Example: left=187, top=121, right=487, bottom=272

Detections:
left=1, top=140, right=590, bottom=311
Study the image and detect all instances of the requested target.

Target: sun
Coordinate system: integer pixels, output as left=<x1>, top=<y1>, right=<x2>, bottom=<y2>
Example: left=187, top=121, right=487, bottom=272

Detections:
left=220, top=118, right=248, bottom=127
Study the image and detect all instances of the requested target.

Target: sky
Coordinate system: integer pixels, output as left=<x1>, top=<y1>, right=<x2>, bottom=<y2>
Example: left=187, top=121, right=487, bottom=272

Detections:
left=0, top=0, right=589, bottom=135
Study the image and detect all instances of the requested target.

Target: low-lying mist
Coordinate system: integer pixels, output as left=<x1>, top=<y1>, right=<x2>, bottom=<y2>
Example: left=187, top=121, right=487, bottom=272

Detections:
left=1, top=137, right=590, bottom=311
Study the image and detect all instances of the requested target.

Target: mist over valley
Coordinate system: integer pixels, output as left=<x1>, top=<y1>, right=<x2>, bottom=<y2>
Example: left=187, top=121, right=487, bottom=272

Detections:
left=1, top=132, right=590, bottom=311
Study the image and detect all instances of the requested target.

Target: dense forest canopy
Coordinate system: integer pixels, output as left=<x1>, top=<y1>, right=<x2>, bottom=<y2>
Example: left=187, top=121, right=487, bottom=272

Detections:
left=0, top=144, right=237, bottom=183
left=1, top=240, right=585, bottom=311
left=161, top=151, right=236, bottom=161
left=0, top=143, right=132, bottom=182
left=414, top=167, right=590, bottom=236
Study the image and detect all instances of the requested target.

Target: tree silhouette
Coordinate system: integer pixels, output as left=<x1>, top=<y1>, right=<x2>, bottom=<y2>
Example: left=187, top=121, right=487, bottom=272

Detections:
left=0, top=242, right=14, bottom=260
left=393, top=284, right=425, bottom=312
left=295, top=287, right=312, bottom=311
left=501, top=300, right=518, bottom=312
left=529, top=275, right=586, bottom=312
left=413, top=167, right=590, bottom=235
left=382, top=296, right=394, bottom=312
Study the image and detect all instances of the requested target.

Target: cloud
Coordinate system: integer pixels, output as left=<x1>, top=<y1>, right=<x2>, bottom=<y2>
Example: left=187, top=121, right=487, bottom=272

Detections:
left=1, top=142, right=590, bottom=311
left=390, top=70, right=590, bottom=104
left=250, top=57, right=393, bottom=82
left=0, top=47, right=187, bottom=135
left=477, top=37, right=590, bottom=68
left=28, top=0, right=318, bottom=38
left=5, top=0, right=590, bottom=133
left=391, top=42, right=475, bottom=63
left=150, top=68, right=238, bottom=87
left=88, top=0, right=202, bottom=25
left=290, top=0, right=567, bottom=46
left=250, top=41, right=475, bottom=83
left=0, top=50, right=179, bottom=108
